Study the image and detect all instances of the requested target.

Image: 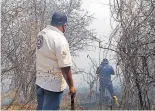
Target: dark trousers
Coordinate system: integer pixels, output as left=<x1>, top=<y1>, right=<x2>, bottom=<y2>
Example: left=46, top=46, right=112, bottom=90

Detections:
left=99, top=80, right=114, bottom=100
left=36, top=85, right=63, bottom=110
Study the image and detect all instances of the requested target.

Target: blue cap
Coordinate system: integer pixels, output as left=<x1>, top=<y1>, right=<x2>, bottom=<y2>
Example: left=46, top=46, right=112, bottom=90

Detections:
left=102, top=59, right=109, bottom=64
left=51, top=12, right=67, bottom=26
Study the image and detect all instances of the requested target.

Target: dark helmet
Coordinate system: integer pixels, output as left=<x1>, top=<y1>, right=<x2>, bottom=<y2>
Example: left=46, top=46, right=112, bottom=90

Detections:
left=102, top=59, right=109, bottom=64
left=51, top=12, right=67, bottom=26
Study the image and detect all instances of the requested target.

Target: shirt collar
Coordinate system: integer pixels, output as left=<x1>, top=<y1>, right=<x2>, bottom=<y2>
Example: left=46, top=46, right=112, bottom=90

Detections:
left=46, top=25, right=64, bottom=36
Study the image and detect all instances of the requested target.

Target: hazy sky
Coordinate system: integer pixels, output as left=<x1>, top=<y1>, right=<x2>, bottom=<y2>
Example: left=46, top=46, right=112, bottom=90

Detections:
left=72, top=0, right=121, bottom=89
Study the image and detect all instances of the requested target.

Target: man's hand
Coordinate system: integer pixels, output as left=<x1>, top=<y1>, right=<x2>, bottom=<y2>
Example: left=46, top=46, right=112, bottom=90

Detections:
left=61, top=66, right=76, bottom=97
left=69, top=86, right=76, bottom=97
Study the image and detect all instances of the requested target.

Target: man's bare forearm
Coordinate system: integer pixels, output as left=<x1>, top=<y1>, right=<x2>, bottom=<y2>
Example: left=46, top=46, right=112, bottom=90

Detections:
left=61, top=66, right=74, bottom=88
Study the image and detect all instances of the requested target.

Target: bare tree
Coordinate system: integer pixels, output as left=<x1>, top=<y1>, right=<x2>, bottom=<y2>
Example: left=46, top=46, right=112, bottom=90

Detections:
left=81, top=54, right=98, bottom=103
left=1, top=0, right=96, bottom=109
left=109, top=0, right=155, bottom=110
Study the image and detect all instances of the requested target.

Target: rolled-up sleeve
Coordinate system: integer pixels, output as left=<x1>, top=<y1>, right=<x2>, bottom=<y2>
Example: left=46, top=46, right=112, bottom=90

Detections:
left=56, top=43, right=72, bottom=67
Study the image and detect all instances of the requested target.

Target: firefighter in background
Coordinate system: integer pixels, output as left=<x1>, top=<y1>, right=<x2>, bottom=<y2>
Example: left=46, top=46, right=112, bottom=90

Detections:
left=96, top=59, right=119, bottom=106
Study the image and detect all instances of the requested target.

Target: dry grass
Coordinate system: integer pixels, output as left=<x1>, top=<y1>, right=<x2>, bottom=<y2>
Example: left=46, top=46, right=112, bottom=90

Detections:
left=1, top=95, right=85, bottom=110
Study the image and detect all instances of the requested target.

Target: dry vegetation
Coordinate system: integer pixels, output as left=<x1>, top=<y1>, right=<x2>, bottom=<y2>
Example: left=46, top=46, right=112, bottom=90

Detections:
left=109, top=0, right=155, bottom=109
left=1, top=0, right=155, bottom=110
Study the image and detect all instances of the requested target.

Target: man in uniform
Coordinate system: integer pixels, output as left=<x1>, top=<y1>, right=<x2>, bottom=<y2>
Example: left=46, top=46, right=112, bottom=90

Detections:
left=96, top=59, right=119, bottom=106
left=36, top=12, right=76, bottom=110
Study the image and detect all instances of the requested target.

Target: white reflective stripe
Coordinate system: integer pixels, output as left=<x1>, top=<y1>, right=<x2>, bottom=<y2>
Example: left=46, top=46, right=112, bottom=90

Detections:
left=37, top=68, right=62, bottom=77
